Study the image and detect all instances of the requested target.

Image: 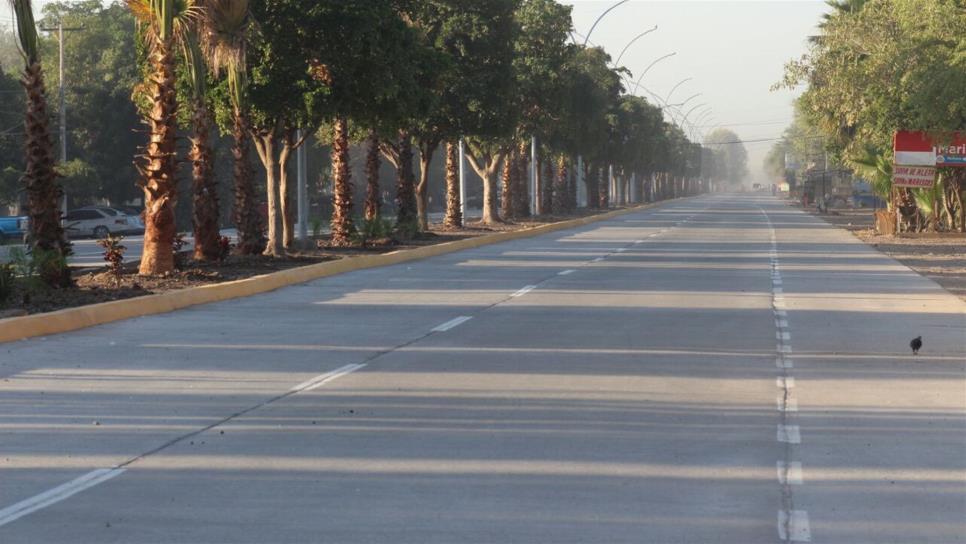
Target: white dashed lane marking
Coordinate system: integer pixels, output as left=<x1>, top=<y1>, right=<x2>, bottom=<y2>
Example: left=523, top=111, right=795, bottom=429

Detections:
left=431, top=316, right=473, bottom=332
left=511, top=285, right=537, bottom=297
left=778, top=510, right=812, bottom=542
left=0, top=469, right=126, bottom=528
left=777, top=425, right=802, bottom=444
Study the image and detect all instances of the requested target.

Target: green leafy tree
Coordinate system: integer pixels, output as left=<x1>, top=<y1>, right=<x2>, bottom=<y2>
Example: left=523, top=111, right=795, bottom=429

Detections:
left=704, top=128, right=748, bottom=188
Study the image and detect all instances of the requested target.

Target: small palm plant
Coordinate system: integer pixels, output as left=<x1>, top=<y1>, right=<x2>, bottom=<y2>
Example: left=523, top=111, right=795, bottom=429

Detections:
left=8, top=0, right=72, bottom=287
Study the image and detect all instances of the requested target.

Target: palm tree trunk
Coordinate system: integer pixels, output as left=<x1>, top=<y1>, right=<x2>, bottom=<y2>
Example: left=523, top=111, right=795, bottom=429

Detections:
left=501, top=148, right=514, bottom=220
left=365, top=130, right=381, bottom=222
left=541, top=156, right=553, bottom=215
left=22, top=59, right=71, bottom=286
left=330, top=118, right=353, bottom=246
left=138, top=39, right=178, bottom=276
left=190, top=101, right=220, bottom=261
left=514, top=140, right=530, bottom=218
left=395, top=130, right=418, bottom=234
left=553, top=155, right=567, bottom=215
left=232, top=110, right=263, bottom=255
left=443, top=141, right=462, bottom=228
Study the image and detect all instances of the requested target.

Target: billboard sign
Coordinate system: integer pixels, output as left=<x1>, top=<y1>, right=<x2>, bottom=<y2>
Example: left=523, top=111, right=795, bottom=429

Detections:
left=894, top=131, right=966, bottom=167
left=893, top=165, right=936, bottom=188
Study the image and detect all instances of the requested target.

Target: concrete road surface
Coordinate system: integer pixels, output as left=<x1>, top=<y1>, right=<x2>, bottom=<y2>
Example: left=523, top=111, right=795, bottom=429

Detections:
left=0, top=194, right=963, bottom=543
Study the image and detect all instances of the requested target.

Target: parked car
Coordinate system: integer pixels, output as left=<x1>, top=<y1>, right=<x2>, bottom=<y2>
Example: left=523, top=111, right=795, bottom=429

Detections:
left=0, top=215, right=28, bottom=245
left=64, top=206, right=145, bottom=238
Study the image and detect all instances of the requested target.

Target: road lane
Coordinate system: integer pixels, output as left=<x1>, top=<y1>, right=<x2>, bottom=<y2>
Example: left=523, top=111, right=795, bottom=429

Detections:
left=0, top=194, right=963, bottom=543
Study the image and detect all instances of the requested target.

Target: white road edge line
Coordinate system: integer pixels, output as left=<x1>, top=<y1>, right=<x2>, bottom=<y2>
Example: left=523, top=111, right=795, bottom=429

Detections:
left=778, top=510, right=812, bottom=542
left=511, top=285, right=537, bottom=297
left=291, top=363, right=367, bottom=393
left=432, top=316, right=473, bottom=332
left=0, top=468, right=126, bottom=528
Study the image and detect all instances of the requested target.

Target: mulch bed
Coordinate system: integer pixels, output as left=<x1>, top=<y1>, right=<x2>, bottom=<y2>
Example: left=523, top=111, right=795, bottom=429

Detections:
left=1, top=213, right=601, bottom=317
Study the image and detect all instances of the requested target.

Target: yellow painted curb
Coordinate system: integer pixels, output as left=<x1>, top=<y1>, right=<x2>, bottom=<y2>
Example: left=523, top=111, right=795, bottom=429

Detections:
left=0, top=202, right=664, bottom=343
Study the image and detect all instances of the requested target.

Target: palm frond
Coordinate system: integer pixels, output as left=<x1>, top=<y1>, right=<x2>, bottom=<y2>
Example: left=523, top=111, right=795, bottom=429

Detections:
left=8, top=0, right=39, bottom=64
left=201, top=0, right=251, bottom=76
left=181, top=29, right=207, bottom=100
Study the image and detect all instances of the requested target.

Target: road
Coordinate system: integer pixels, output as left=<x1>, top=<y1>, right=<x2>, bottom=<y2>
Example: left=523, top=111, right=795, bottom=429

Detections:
left=0, top=194, right=963, bottom=543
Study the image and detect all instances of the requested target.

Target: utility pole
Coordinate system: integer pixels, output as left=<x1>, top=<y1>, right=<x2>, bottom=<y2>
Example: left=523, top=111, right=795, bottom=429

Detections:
left=458, top=138, right=467, bottom=220
left=296, top=129, right=308, bottom=245
left=40, top=22, right=83, bottom=214
left=530, top=136, right=538, bottom=216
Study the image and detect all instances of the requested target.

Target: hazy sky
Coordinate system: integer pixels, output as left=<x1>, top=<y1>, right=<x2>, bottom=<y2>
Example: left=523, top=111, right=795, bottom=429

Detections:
left=3, top=0, right=828, bottom=183
left=562, top=0, right=827, bottom=183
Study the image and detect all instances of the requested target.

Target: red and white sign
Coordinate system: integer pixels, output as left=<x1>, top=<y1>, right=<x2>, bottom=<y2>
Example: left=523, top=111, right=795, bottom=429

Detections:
left=894, top=131, right=936, bottom=166
left=894, top=130, right=966, bottom=167
left=893, top=165, right=936, bottom=188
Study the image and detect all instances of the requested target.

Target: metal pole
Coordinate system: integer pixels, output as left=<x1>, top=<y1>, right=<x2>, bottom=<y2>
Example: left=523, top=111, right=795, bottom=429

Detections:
left=458, top=138, right=467, bottom=218
left=58, top=23, right=66, bottom=215
left=296, top=129, right=308, bottom=243
left=608, top=164, right=614, bottom=208
left=530, top=136, right=538, bottom=216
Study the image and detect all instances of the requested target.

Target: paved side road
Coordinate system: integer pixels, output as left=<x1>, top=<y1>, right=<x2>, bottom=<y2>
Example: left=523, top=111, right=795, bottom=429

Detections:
left=0, top=194, right=963, bottom=543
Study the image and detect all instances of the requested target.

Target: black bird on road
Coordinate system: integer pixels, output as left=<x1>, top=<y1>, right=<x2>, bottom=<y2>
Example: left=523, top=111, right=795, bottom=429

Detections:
left=910, top=336, right=922, bottom=355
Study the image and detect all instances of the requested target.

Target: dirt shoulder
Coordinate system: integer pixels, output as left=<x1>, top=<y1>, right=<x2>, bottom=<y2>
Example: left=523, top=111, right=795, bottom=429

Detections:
left=800, top=204, right=966, bottom=301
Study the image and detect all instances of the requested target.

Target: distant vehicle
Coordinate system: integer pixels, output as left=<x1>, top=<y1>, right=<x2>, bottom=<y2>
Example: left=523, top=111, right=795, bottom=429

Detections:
left=0, top=215, right=28, bottom=245
left=64, top=206, right=145, bottom=239
left=848, top=193, right=886, bottom=209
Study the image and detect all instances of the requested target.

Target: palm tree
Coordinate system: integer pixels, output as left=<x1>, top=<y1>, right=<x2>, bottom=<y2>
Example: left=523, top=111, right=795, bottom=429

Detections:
left=201, top=0, right=263, bottom=254
left=181, top=30, right=220, bottom=261
left=127, top=0, right=196, bottom=275
left=8, top=0, right=71, bottom=287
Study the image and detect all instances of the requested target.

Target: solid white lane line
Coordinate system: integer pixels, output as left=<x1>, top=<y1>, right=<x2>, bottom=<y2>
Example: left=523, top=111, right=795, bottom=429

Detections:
left=592, top=257, right=605, bottom=262
left=291, top=363, right=367, bottom=393
left=511, top=285, right=537, bottom=297
left=778, top=510, right=812, bottom=542
left=777, top=396, right=799, bottom=412
left=777, top=331, right=791, bottom=341
left=776, top=320, right=788, bottom=328
left=775, top=310, right=787, bottom=317
left=779, top=345, right=792, bottom=353
left=432, top=316, right=473, bottom=332
left=773, top=287, right=784, bottom=294
left=558, top=269, right=576, bottom=276
left=616, top=248, right=627, bottom=253
left=777, top=461, right=804, bottom=485
left=776, top=358, right=793, bottom=369
left=777, top=425, right=802, bottom=444
left=0, top=468, right=126, bottom=527
left=773, top=279, right=783, bottom=285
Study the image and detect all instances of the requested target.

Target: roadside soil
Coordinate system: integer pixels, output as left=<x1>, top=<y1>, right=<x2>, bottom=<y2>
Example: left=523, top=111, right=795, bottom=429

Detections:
left=0, top=209, right=609, bottom=317
left=798, top=203, right=966, bottom=301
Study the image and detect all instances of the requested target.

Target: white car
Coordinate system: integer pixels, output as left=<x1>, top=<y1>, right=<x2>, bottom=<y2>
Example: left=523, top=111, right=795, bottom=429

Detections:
left=64, top=207, right=145, bottom=239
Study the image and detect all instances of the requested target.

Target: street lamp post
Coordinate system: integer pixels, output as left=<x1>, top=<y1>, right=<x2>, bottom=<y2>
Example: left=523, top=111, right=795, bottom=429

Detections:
left=664, top=77, right=693, bottom=105
left=612, top=25, right=658, bottom=68
left=583, top=0, right=631, bottom=46
left=632, top=52, right=676, bottom=95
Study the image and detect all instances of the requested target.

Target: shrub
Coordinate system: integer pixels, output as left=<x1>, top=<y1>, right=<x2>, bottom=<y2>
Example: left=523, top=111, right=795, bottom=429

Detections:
left=96, top=234, right=126, bottom=286
left=0, top=262, right=14, bottom=304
